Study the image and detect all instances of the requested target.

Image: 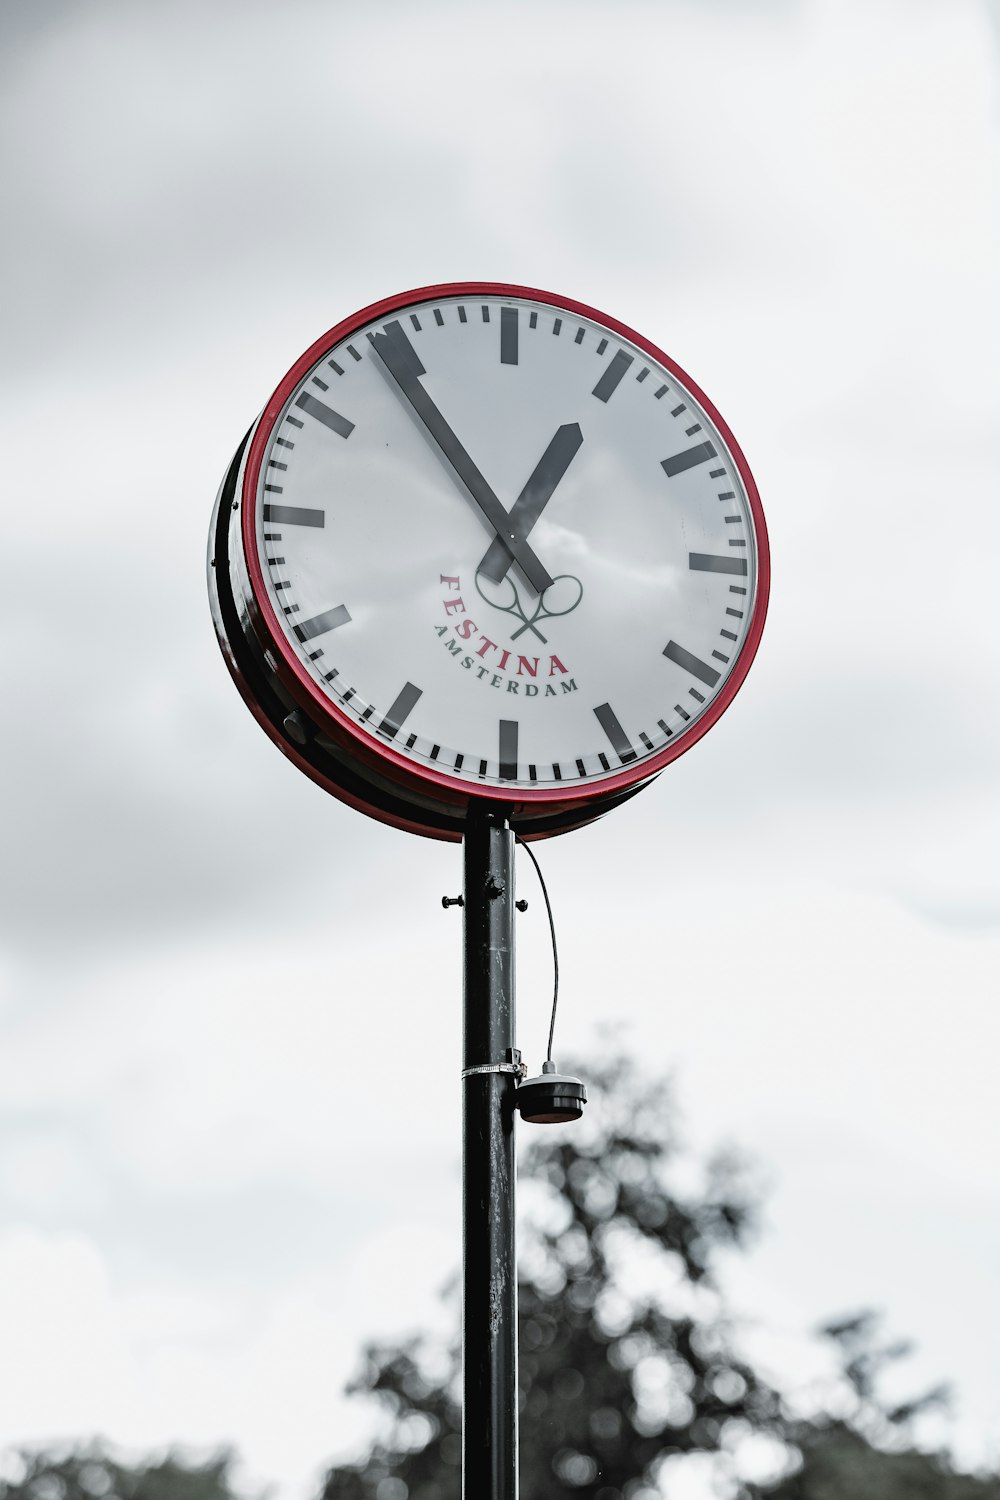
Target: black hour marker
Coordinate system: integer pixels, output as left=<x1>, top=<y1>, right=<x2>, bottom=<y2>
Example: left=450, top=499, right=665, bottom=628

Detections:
left=263, top=533, right=281, bottom=542
left=664, top=640, right=721, bottom=689
left=529, top=311, right=538, bottom=329
left=293, top=604, right=352, bottom=643
left=434, top=308, right=444, bottom=326
left=598, top=752, right=610, bottom=771
left=263, top=503, right=325, bottom=528
left=500, top=306, right=518, bottom=365
left=675, top=704, right=691, bottom=721
left=322, top=669, right=338, bottom=682
left=711, top=651, right=730, bottom=664
left=552, top=764, right=563, bottom=781
left=295, top=391, right=355, bottom=438
left=689, top=552, right=748, bottom=576
left=429, top=743, right=440, bottom=760
left=328, top=358, right=344, bottom=375
left=574, top=326, right=585, bottom=344
left=347, top=344, right=361, bottom=361
left=482, top=305, right=490, bottom=322
left=361, top=707, right=374, bottom=722
left=684, top=422, right=701, bottom=435
left=718, top=490, right=735, bottom=500
left=657, top=719, right=673, bottom=738
left=410, top=314, right=422, bottom=331
left=499, top=720, right=518, bottom=780
left=709, top=468, right=726, bottom=478
left=593, top=702, right=637, bottom=764
left=479, top=758, right=488, bottom=777
left=576, top=758, right=586, bottom=776
left=458, top=305, right=468, bottom=323
left=661, top=440, right=718, bottom=477
left=689, top=688, right=706, bottom=704
left=264, top=483, right=283, bottom=493
left=552, top=318, right=562, bottom=335
left=307, top=648, right=323, bottom=660
left=286, top=414, right=304, bottom=429
left=311, top=375, right=329, bottom=392
left=720, top=629, right=738, bottom=641
left=342, top=688, right=355, bottom=703
left=276, top=437, right=294, bottom=449
left=636, top=368, right=649, bottom=383
left=268, top=459, right=287, bottom=471
left=454, top=752, right=464, bottom=770
left=529, top=764, right=538, bottom=781
left=378, top=681, right=422, bottom=740
left=596, top=337, right=608, bottom=355
left=592, top=348, right=633, bottom=402
left=655, top=385, right=668, bottom=399
left=405, top=733, right=418, bottom=750
left=274, top=580, right=290, bottom=591
left=639, top=732, right=654, bottom=752
left=726, top=607, right=744, bottom=618
left=725, top=515, right=742, bottom=524
left=729, top=539, right=747, bottom=547
left=671, top=404, right=686, bottom=417
left=730, top=585, right=747, bottom=595
left=266, top=556, right=285, bottom=566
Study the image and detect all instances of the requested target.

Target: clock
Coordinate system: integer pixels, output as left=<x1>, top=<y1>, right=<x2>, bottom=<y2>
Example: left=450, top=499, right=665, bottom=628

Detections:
left=209, top=283, right=769, bottom=841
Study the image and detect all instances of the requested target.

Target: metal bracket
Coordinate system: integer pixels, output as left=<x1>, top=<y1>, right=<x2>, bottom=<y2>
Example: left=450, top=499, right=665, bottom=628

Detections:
left=462, top=1048, right=527, bottom=1081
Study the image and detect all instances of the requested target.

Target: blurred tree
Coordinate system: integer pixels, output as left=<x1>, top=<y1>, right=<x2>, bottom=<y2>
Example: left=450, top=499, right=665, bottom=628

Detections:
left=321, top=1052, right=785, bottom=1500
left=0, top=1448, right=247, bottom=1500
left=319, top=1055, right=1000, bottom=1500
left=767, top=1313, right=1000, bottom=1500
left=5, top=1064, right=995, bottom=1500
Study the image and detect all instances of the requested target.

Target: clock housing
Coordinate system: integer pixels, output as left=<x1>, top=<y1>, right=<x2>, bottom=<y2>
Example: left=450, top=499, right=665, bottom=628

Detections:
left=209, top=283, right=769, bottom=840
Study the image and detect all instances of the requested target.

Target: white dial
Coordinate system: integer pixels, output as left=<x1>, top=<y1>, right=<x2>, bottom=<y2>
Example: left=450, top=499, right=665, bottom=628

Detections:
left=231, top=284, right=768, bottom=806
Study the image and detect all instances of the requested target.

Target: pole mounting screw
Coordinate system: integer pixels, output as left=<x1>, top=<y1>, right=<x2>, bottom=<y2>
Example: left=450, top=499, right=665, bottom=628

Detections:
left=515, top=899, right=528, bottom=912
left=442, top=894, right=464, bottom=909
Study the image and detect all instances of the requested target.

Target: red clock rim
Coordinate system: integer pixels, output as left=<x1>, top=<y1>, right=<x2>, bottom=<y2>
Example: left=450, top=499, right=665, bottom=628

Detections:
left=241, top=281, right=770, bottom=809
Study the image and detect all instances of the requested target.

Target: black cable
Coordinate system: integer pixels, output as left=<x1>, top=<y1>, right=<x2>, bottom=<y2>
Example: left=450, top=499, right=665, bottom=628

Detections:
left=516, top=836, right=559, bottom=1063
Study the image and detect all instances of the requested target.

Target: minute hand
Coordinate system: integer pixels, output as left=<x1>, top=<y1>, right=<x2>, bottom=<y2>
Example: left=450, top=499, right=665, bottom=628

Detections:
left=371, top=324, right=554, bottom=594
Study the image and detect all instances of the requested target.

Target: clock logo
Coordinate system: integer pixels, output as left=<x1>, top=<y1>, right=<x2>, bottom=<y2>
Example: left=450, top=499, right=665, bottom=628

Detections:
left=474, top=569, right=584, bottom=646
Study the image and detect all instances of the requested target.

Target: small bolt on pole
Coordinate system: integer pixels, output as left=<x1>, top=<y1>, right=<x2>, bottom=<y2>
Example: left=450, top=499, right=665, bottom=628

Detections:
left=461, top=807, right=519, bottom=1500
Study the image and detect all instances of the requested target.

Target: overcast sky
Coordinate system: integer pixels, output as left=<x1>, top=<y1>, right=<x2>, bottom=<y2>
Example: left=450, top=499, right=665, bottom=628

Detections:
left=2, top=2, right=999, bottom=1497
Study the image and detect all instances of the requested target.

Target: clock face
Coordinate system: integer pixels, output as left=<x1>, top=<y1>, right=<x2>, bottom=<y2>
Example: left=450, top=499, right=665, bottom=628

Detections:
left=226, top=283, right=768, bottom=817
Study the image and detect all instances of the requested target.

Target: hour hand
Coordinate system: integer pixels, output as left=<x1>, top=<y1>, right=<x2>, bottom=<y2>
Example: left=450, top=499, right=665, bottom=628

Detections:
left=477, top=422, right=583, bottom=585
left=371, top=321, right=555, bottom=595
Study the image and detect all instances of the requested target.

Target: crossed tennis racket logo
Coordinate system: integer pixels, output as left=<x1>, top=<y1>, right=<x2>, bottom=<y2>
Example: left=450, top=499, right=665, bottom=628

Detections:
left=475, top=569, right=584, bottom=644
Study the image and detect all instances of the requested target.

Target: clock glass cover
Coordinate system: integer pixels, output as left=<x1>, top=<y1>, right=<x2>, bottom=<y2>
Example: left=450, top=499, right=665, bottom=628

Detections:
left=211, top=283, right=768, bottom=833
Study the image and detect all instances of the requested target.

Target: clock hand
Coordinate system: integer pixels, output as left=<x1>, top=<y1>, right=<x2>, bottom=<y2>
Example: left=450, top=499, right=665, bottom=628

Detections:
left=371, top=321, right=555, bottom=595
left=476, top=422, right=583, bottom=585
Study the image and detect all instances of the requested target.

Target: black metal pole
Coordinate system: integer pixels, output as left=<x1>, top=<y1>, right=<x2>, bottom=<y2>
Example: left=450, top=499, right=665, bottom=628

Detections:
left=462, top=809, right=518, bottom=1500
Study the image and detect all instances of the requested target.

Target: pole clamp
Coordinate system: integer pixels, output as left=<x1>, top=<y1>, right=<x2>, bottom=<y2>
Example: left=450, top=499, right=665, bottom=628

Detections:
left=462, top=1048, right=527, bottom=1081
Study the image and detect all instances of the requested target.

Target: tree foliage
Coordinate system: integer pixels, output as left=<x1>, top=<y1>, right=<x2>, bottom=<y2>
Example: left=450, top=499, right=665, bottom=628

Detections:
left=5, top=1061, right=996, bottom=1500
left=322, top=1054, right=786, bottom=1499
left=320, top=1054, right=999, bottom=1500
left=0, top=1448, right=247, bottom=1500
left=768, top=1313, right=999, bottom=1500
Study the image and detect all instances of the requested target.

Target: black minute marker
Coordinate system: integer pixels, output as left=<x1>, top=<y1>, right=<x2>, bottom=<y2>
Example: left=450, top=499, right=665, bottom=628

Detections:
left=293, top=604, right=352, bottom=643
left=664, top=640, right=721, bottom=689
left=295, top=391, right=355, bottom=439
left=592, top=349, right=633, bottom=402
left=661, top=440, right=718, bottom=478
left=500, top=307, right=518, bottom=365
left=593, top=702, right=638, bottom=764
